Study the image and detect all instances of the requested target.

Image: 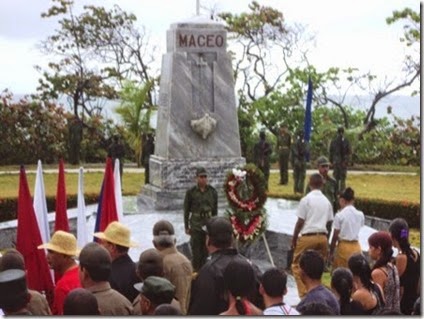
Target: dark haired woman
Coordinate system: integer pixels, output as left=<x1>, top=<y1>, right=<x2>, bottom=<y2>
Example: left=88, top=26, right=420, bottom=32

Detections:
left=331, top=267, right=366, bottom=315
left=329, top=187, right=365, bottom=269
left=220, top=259, right=262, bottom=316
left=348, top=253, right=385, bottom=314
left=368, top=231, right=401, bottom=312
left=389, top=218, right=420, bottom=314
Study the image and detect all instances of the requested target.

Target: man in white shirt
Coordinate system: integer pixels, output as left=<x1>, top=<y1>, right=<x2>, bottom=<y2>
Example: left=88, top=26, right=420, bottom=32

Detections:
left=291, top=173, right=334, bottom=298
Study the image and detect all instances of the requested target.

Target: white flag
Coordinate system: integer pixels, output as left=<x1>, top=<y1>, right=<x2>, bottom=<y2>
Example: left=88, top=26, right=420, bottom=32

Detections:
left=114, top=158, right=124, bottom=221
left=77, top=167, right=88, bottom=248
left=33, top=160, right=50, bottom=244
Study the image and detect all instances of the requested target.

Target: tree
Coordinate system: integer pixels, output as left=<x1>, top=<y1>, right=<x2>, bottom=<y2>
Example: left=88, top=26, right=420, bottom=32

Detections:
left=115, top=81, right=156, bottom=167
left=36, top=0, right=159, bottom=163
left=219, top=2, right=320, bottom=135
left=319, top=7, right=420, bottom=136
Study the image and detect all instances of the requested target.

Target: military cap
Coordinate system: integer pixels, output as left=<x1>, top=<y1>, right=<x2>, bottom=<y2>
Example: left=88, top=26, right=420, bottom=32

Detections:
left=196, top=167, right=207, bottom=177
left=205, top=216, right=233, bottom=238
left=153, top=220, right=175, bottom=236
left=0, top=269, right=29, bottom=308
left=134, top=276, right=175, bottom=304
left=316, top=156, right=330, bottom=166
left=337, top=126, right=344, bottom=133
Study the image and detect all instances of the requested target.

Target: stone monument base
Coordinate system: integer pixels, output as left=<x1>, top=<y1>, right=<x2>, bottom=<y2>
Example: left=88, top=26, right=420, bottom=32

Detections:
left=138, top=155, right=246, bottom=210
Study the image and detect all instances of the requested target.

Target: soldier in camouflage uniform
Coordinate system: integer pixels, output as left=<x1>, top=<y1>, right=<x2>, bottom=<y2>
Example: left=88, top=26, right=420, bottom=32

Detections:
left=277, top=124, right=291, bottom=185
left=290, top=129, right=309, bottom=194
left=305, top=156, right=338, bottom=236
left=329, top=127, right=351, bottom=192
left=184, top=167, right=218, bottom=272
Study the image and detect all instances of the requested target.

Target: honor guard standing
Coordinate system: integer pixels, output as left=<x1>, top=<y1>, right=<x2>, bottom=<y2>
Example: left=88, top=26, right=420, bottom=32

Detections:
left=184, top=167, right=218, bottom=272
left=253, top=131, right=273, bottom=190
left=329, top=127, right=351, bottom=192
left=290, top=129, right=309, bottom=194
left=277, top=124, right=291, bottom=185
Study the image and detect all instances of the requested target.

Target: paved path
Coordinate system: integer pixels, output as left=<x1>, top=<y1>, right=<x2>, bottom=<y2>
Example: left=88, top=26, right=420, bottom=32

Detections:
left=1, top=167, right=417, bottom=175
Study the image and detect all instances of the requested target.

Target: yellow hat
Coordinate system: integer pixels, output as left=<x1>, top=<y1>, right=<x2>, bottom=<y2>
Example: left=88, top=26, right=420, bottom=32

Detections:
left=37, top=230, right=79, bottom=256
left=93, top=221, right=138, bottom=248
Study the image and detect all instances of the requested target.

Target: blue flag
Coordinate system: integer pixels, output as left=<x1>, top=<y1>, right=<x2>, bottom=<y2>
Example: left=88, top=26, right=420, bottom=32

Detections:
left=303, top=77, right=313, bottom=161
left=303, top=77, right=313, bottom=142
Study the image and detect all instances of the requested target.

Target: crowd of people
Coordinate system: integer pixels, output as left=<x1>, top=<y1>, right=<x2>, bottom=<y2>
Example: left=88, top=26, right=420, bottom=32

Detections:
left=0, top=156, right=420, bottom=315
left=0, top=214, right=419, bottom=315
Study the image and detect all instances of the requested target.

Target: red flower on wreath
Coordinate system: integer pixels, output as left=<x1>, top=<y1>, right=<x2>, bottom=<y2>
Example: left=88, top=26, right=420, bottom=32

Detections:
left=224, top=164, right=268, bottom=243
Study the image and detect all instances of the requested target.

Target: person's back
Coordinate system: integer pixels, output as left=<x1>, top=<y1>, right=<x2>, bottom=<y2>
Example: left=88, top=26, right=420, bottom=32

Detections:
left=79, top=242, right=133, bottom=315
left=260, top=267, right=299, bottom=315
left=132, top=248, right=182, bottom=315
left=152, top=220, right=192, bottom=314
left=295, top=250, right=340, bottom=315
left=331, top=267, right=366, bottom=315
left=0, top=249, right=51, bottom=315
left=220, top=259, right=262, bottom=316
left=63, top=288, right=100, bottom=315
left=189, top=217, right=262, bottom=315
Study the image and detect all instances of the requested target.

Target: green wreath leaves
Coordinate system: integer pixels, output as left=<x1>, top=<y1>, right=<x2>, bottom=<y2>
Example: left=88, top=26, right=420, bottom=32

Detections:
left=224, top=163, right=268, bottom=243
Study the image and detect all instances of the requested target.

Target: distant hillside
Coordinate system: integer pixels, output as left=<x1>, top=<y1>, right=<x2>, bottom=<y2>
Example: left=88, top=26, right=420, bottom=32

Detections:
left=11, top=93, right=420, bottom=123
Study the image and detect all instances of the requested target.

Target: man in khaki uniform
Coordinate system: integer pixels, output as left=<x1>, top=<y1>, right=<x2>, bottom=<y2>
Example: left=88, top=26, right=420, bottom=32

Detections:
left=152, top=220, right=192, bottom=314
left=79, top=242, right=133, bottom=315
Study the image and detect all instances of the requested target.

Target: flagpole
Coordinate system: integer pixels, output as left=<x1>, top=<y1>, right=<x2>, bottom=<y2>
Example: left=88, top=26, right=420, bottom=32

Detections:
left=114, top=159, right=124, bottom=222
left=77, top=167, right=88, bottom=248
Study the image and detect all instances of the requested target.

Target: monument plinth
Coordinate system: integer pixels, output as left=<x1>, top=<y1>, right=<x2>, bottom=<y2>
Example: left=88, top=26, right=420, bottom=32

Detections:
left=140, top=16, right=245, bottom=210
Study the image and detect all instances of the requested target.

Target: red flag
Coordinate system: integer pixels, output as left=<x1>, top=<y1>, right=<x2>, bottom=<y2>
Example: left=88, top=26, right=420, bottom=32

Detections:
left=98, top=157, right=118, bottom=231
left=16, top=165, right=54, bottom=303
left=55, top=158, right=69, bottom=232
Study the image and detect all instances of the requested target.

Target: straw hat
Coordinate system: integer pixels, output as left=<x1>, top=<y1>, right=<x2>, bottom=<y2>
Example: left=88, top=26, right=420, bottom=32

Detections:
left=93, top=221, right=138, bottom=248
left=37, top=230, right=79, bottom=256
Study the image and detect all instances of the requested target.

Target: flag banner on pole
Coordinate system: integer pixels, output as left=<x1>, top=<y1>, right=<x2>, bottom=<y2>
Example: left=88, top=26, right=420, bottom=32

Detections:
left=16, top=165, right=54, bottom=305
left=54, top=158, right=69, bottom=232
left=33, top=160, right=50, bottom=245
left=94, top=157, right=118, bottom=234
left=93, top=180, right=104, bottom=241
left=303, top=77, right=313, bottom=161
left=77, top=167, right=88, bottom=248
left=114, top=158, right=124, bottom=222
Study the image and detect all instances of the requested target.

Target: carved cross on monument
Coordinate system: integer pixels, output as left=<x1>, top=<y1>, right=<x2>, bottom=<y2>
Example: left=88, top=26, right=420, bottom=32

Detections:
left=190, top=53, right=216, bottom=114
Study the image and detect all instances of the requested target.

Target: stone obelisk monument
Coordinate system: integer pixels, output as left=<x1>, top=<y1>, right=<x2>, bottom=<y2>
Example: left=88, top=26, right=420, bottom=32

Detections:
left=140, top=14, right=245, bottom=210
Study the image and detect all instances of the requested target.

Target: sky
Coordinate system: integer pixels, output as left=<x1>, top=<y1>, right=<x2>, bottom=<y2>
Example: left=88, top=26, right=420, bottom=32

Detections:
left=0, top=0, right=420, bottom=100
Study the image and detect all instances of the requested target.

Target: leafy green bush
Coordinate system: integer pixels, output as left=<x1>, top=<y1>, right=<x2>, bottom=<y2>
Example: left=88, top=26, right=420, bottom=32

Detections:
left=0, top=193, right=100, bottom=223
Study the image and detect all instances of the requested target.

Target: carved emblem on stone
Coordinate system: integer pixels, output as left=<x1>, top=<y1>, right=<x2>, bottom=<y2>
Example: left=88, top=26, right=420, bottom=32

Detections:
left=190, top=113, right=217, bottom=139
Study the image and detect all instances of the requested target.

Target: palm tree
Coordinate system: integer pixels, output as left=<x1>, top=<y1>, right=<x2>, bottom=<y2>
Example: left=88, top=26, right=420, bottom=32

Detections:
left=115, top=80, right=156, bottom=167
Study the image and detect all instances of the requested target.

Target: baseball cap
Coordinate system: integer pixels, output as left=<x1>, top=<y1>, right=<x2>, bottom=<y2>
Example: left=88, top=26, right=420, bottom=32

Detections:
left=196, top=167, right=207, bottom=177
left=134, top=276, right=175, bottom=304
left=317, top=156, right=330, bottom=166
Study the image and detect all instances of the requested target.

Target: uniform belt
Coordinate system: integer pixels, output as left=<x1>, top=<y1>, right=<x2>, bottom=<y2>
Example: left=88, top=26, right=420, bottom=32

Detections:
left=340, top=239, right=358, bottom=243
left=302, top=232, right=327, bottom=237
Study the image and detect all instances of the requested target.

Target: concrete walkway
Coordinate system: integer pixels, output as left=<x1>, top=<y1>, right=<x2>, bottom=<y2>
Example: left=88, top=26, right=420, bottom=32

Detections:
left=1, top=167, right=417, bottom=175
